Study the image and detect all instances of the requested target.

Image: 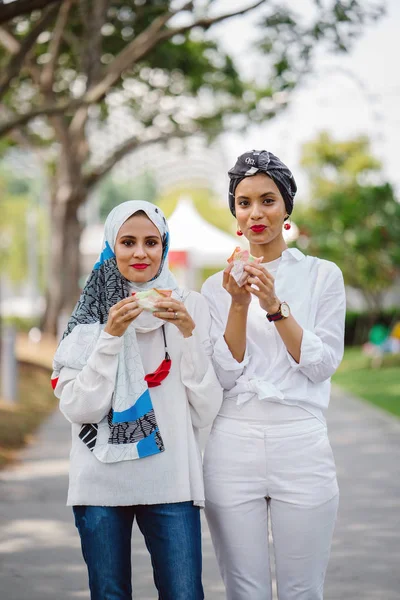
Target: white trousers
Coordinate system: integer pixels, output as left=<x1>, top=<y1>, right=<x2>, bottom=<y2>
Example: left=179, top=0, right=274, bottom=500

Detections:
left=204, top=415, right=339, bottom=600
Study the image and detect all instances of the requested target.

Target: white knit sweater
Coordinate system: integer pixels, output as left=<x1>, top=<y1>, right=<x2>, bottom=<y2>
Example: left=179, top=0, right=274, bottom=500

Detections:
left=55, top=291, right=223, bottom=507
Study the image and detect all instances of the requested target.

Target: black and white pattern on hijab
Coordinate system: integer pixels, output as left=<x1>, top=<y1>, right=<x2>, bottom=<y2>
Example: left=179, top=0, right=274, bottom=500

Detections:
left=228, top=150, right=297, bottom=216
left=52, top=201, right=178, bottom=463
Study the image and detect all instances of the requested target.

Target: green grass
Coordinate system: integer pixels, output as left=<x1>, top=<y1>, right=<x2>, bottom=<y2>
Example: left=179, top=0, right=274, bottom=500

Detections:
left=0, top=363, right=57, bottom=468
left=332, top=347, right=400, bottom=417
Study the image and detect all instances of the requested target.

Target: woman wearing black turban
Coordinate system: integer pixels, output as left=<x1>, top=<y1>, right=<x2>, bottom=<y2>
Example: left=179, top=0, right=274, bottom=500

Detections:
left=201, top=150, right=346, bottom=600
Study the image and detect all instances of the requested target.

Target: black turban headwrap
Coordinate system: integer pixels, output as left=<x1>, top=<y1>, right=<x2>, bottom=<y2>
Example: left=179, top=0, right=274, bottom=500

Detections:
left=228, top=150, right=297, bottom=217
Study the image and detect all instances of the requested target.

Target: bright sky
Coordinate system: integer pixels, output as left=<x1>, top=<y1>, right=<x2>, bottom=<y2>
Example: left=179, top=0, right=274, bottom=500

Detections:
left=212, top=0, right=400, bottom=200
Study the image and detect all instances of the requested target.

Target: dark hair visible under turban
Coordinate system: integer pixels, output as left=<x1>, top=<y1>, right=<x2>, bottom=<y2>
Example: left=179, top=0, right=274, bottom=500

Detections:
left=228, top=150, right=297, bottom=217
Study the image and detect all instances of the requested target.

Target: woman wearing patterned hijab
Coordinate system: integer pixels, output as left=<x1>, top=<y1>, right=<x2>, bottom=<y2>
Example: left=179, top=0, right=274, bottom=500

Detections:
left=53, top=200, right=222, bottom=600
left=202, top=150, right=346, bottom=600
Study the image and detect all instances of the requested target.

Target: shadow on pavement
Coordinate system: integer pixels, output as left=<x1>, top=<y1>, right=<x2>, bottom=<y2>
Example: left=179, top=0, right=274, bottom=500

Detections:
left=1, top=388, right=400, bottom=599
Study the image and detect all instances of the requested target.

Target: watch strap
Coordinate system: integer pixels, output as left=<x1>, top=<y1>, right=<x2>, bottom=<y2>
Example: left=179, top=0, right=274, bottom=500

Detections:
left=266, top=304, right=284, bottom=322
left=266, top=311, right=284, bottom=322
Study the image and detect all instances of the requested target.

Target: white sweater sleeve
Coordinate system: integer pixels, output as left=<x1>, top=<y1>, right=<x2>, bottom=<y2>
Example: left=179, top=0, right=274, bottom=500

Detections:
left=201, top=278, right=249, bottom=391
left=286, top=265, right=346, bottom=383
left=55, top=331, right=123, bottom=424
left=180, top=293, right=223, bottom=429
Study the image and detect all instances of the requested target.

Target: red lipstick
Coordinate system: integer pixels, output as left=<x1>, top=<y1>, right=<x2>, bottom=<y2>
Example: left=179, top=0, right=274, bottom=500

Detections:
left=131, top=264, right=149, bottom=270
left=250, top=225, right=267, bottom=233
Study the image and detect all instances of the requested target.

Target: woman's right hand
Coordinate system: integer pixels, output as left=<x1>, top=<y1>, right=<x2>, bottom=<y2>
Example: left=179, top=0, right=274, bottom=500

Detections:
left=104, top=296, right=143, bottom=337
left=223, top=264, right=251, bottom=307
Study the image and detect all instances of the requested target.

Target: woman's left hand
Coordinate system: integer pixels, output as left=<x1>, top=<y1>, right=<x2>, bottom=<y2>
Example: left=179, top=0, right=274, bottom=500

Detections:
left=244, top=264, right=281, bottom=315
left=153, top=298, right=195, bottom=338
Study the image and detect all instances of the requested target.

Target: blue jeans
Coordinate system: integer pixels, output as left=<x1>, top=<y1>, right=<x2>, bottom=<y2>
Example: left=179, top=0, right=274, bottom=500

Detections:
left=73, top=502, right=204, bottom=600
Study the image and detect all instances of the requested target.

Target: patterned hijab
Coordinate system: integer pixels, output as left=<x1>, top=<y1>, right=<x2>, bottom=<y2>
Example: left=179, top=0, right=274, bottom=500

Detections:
left=228, top=149, right=297, bottom=216
left=52, top=201, right=178, bottom=463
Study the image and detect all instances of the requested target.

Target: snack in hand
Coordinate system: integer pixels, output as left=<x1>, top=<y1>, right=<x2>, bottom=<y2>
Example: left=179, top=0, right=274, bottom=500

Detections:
left=227, top=247, right=262, bottom=287
left=133, top=288, right=172, bottom=312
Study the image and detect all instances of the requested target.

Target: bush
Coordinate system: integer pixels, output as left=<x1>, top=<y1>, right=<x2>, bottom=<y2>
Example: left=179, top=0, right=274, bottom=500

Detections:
left=345, top=308, right=399, bottom=346
left=0, top=363, right=57, bottom=468
left=2, top=316, right=40, bottom=332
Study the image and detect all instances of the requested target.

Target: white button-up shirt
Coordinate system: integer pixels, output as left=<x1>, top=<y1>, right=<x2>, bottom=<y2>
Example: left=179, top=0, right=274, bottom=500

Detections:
left=201, top=248, right=346, bottom=424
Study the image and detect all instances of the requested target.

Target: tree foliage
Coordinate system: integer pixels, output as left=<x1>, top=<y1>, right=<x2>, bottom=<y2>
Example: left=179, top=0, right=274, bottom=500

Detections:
left=0, top=172, right=47, bottom=289
left=98, top=171, right=158, bottom=220
left=0, top=1, right=384, bottom=143
left=296, top=132, right=400, bottom=311
left=0, top=0, right=385, bottom=332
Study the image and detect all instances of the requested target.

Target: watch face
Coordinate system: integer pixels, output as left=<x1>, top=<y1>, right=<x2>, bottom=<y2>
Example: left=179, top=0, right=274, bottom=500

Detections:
left=280, top=302, right=290, bottom=318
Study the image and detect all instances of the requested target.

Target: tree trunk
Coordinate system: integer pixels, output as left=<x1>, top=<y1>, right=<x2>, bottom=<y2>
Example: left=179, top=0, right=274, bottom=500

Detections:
left=41, top=187, right=85, bottom=336
left=39, top=89, right=90, bottom=336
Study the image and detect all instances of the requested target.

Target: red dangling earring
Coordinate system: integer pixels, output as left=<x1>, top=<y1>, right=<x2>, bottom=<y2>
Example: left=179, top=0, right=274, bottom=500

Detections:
left=284, top=215, right=291, bottom=230
left=237, top=229, right=243, bottom=236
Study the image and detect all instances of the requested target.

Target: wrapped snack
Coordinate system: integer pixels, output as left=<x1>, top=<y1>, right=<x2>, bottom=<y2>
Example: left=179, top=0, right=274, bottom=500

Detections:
left=134, top=288, right=172, bottom=312
left=227, top=247, right=262, bottom=287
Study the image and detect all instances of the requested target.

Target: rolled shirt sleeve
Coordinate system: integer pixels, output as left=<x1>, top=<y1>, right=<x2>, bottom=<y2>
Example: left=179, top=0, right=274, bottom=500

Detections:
left=287, top=265, right=346, bottom=383
left=212, top=333, right=250, bottom=390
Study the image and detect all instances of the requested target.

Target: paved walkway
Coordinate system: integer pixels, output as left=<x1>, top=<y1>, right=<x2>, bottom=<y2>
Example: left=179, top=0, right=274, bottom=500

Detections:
left=1, top=387, right=400, bottom=600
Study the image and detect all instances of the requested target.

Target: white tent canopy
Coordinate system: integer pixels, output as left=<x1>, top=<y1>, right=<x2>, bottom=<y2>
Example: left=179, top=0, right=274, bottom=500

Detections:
left=80, top=224, right=104, bottom=256
left=168, top=195, right=243, bottom=267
